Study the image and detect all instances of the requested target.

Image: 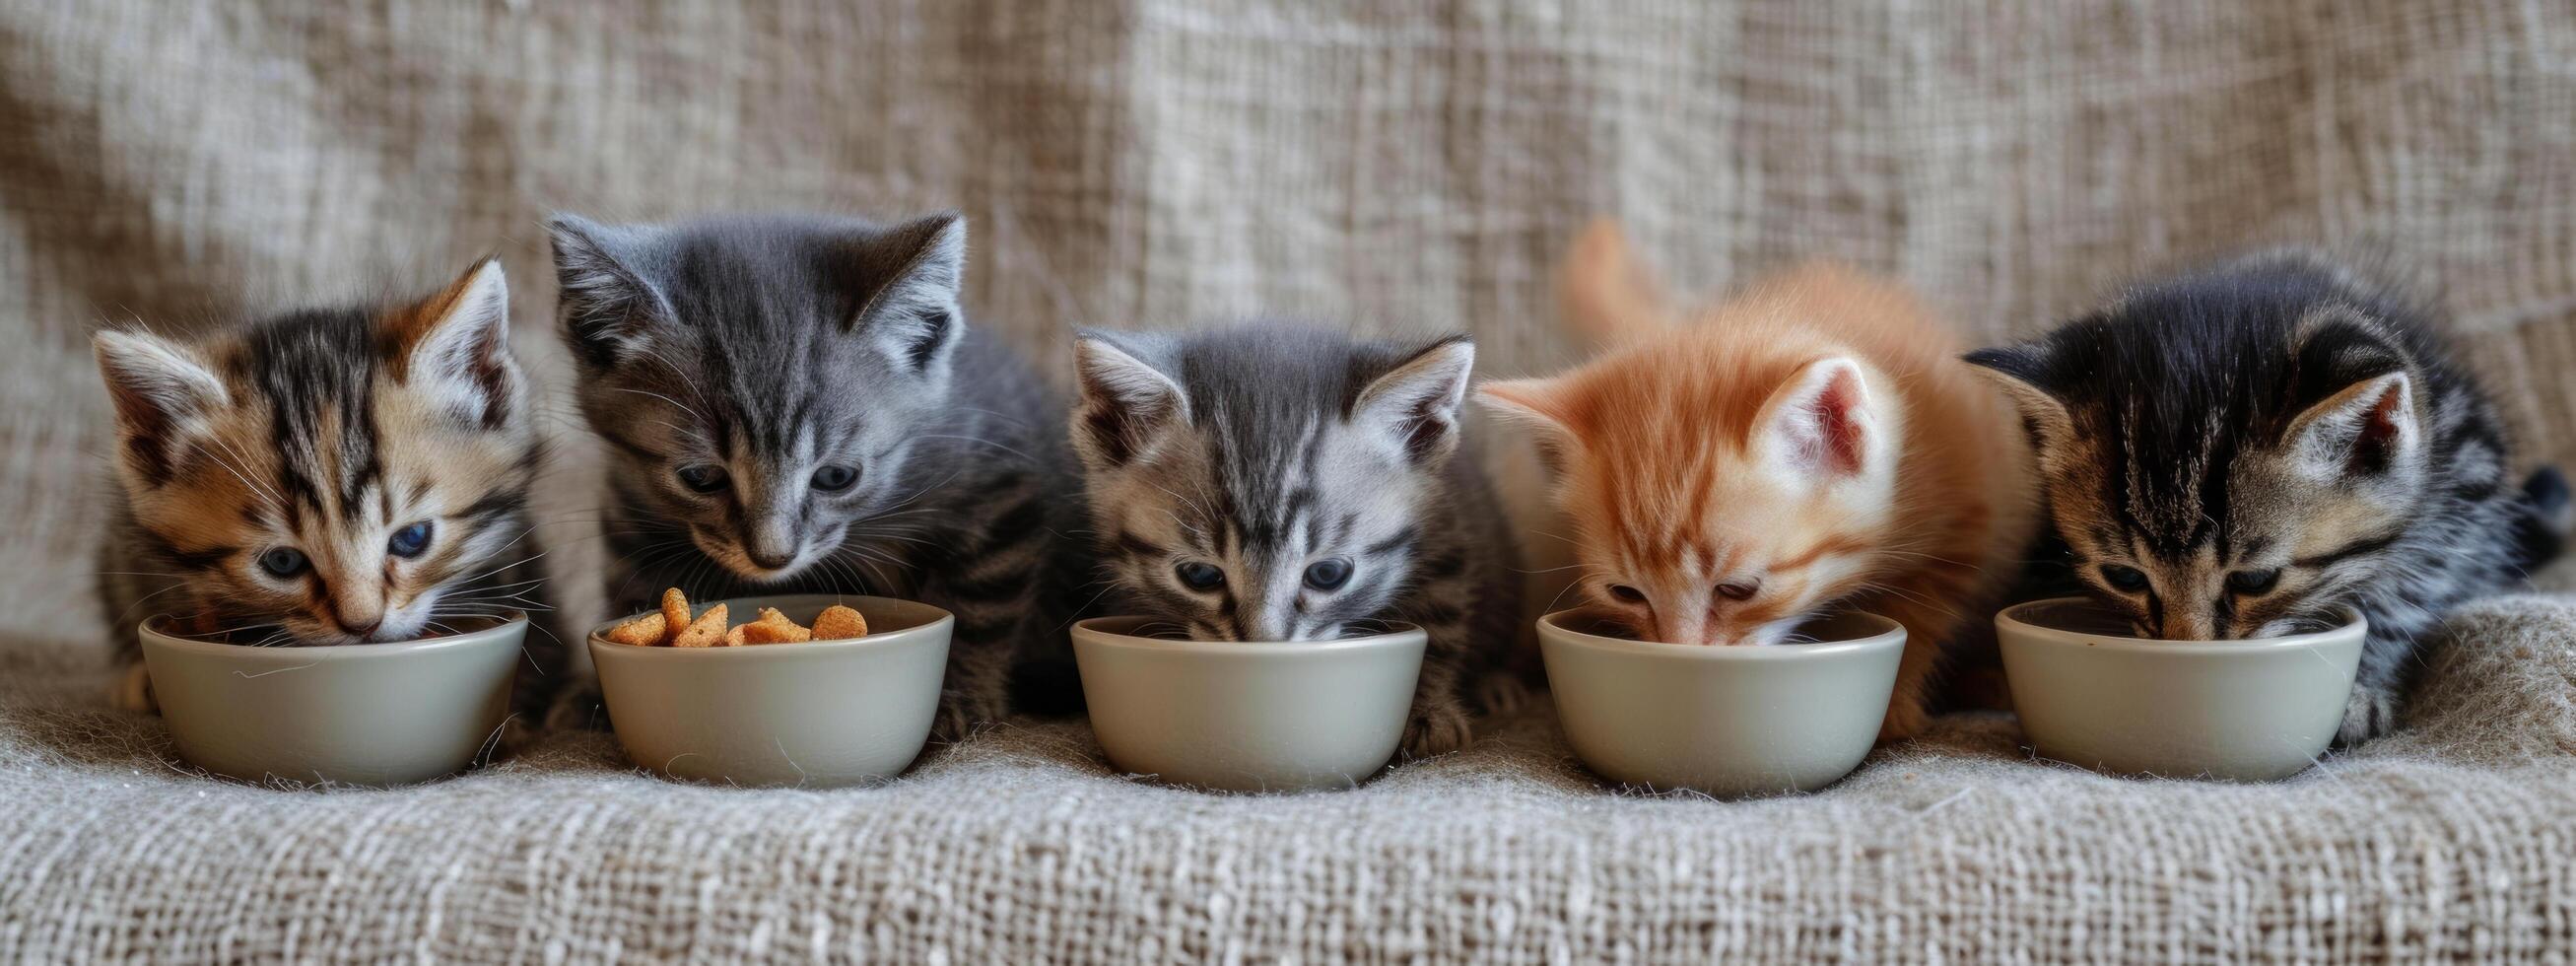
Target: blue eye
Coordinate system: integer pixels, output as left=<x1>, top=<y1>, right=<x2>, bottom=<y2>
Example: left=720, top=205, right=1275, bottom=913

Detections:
left=1302, top=558, right=1353, bottom=591
left=2099, top=565, right=2151, bottom=592
left=388, top=521, right=434, bottom=558
left=1175, top=562, right=1225, bottom=590
left=676, top=464, right=728, bottom=493
left=2225, top=569, right=2280, bottom=594
left=257, top=547, right=308, bottom=579
left=811, top=465, right=857, bottom=493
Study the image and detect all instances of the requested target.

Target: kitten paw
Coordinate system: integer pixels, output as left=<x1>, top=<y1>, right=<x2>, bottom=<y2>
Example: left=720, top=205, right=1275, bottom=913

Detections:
left=543, top=681, right=610, bottom=733
left=1472, top=674, right=1535, bottom=717
left=1876, top=696, right=1932, bottom=743
left=1399, top=706, right=1476, bottom=760
left=2335, top=687, right=2401, bottom=746
left=108, top=663, right=156, bottom=715
left=929, top=689, right=1008, bottom=745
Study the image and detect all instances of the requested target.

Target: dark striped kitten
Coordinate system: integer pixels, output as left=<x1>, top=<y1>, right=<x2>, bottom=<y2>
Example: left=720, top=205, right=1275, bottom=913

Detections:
left=1968, top=250, right=2570, bottom=743
left=1069, top=323, right=1525, bottom=757
left=95, top=259, right=565, bottom=728
left=549, top=212, right=1086, bottom=738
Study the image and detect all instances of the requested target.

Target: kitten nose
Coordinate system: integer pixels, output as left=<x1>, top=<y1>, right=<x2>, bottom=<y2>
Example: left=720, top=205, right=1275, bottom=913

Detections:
left=339, top=617, right=382, bottom=639
left=745, top=514, right=798, bottom=571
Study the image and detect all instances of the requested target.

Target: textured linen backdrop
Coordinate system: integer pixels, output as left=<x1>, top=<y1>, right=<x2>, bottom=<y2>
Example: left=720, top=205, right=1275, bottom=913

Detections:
left=4, top=2, right=2574, bottom=961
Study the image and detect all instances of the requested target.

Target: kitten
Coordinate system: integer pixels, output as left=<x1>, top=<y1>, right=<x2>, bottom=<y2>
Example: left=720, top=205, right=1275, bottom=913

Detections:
left=1478, top=223, right=2038, bottom=740
left=1966, top=248, right=2572, bottom=743
left=1068, top=323, right=1525, bottom=757
left=549, top=212, right=1088, bottom=738
left=94, top=259, right=567, bottom=731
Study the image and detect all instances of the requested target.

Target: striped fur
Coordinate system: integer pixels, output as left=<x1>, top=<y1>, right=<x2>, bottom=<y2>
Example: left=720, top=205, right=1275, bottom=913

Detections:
left=93, top=259, right=568, bottom=732
left=1070, top=323, right=1525, bottom=758
left=1970, top=248, right=2573, bottom=744
left=548, top=212, right=1087, bottom=739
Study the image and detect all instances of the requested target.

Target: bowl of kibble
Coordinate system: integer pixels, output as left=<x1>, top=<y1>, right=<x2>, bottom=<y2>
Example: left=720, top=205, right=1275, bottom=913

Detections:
left=588, top=590, right=952, bottom=788
left=1996, top=596, right=2365, bottom=781
left=1069, top=616, right=1427, bottom=793
left=1537, top=608, right=1905, bottom=796
left=137, top=612, right=529, bottom=787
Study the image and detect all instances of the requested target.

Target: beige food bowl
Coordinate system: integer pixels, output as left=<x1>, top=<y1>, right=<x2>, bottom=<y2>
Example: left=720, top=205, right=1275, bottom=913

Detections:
left=1997, top=596, right=2366, bottom=781
left=1070, top=617, right=1426, bottom=793
left=1538, top=609, right=1904, bottom=796
left=138, top=612, right=527, bottom=787
left=587, top=594, right=951, bottom=788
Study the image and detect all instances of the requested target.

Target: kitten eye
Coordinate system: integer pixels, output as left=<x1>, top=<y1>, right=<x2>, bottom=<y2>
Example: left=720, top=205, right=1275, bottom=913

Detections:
left=1716, top=580, right=1760, bottom=601
left=2225, top=569, right=2281, bottom=595
left=1608, top=584, right=1647, bottom=603
left=675, top=464, right=729, bottom=494
left=1175, top=561, right=1226, bottom=590
left=2098, top=565, right=2151, bottom=592
left=257, top=547, right=309, bottom=579
left=810, top=465, right=858, bottom=493
left=1303, top=558, right=1353, bottom=591
left=387, top=521, right=435, bottom=559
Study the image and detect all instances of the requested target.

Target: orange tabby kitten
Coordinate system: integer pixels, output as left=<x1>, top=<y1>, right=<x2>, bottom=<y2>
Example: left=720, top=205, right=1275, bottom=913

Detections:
left=1479, top=224, right=2037, bottom=738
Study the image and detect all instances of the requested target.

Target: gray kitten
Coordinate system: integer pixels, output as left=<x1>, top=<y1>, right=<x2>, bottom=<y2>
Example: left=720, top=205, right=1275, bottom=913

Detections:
left=549, top=212, right=1088, bottom=737
left=1069, top=323, right=1525, bottom=757
left=1969, top=249, right=2570, bottom=743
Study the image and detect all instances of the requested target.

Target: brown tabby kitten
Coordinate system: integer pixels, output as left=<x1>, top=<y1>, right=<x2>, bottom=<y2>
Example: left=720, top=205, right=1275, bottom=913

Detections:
left=94, top=259, right=566, bottom=737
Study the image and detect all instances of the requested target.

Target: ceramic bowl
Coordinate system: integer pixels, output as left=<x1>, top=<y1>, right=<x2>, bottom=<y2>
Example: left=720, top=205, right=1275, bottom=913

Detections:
left=1996, top=596, right=2366, bottom=781
left=1070, top=616, right=1427, bottom=793
left=138, top=613, right=527, bottom=787
left=1537, top=608, right=1905, bottom=796
left=587, top=594, right=951, bottom=788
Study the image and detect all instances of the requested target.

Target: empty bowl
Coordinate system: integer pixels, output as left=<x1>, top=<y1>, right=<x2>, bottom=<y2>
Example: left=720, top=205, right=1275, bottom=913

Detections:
left=587, top=594, right=951, bottom=788
left=1070, top=617, right=1426, bottom=793
left=1538, top=608, right=1905, bottom=796
left=138, top=612, right=527, bottom=787
left=1997, top=596, right=2366, bottom=781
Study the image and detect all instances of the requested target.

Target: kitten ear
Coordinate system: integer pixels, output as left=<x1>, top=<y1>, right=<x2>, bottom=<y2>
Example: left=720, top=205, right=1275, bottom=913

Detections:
left=1477, top=377, right=1579, bottom=443
left=94, top=328, right=228, bottom=484
left=548, top=213, right=670, bottom=369
left=850, top=212, right=967, bottom=376
left=1353, top=335, right=1475, bottom=465
left=1558, top=220, right=1674, bottom=346
left=2284, top=371, right=2420, bottom=480
left=1963, top=341, right=2076, bottom=447
left=1070, top=328, right=1187, bottom=468
left=385, top=257, right=523, bottom=430
left=1754, top=357, right=1879, bottom=482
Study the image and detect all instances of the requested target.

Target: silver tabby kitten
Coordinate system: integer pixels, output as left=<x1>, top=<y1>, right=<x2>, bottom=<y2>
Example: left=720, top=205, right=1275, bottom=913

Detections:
left=95, top=259, right=567, bottom=731
left=1968, top=249, right=2571, bottom=743
left=1069, top=323, right=1525, bottom=757
left=550, top=212, right=1086, bottom=737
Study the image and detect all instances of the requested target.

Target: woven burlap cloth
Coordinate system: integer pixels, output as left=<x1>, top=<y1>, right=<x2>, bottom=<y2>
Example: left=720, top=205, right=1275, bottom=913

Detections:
left=4, top=2, right=2572, bottom=960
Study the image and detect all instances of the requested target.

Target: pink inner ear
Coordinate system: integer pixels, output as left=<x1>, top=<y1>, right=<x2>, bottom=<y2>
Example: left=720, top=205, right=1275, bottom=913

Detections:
left=2348, top=379, right=2408, bottom=475
left=1808, top=370, right=1866, bottom=476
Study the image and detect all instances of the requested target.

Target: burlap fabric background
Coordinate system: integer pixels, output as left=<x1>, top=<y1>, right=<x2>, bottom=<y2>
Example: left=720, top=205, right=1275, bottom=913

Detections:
left=4, top=2, right=2573, bottom=961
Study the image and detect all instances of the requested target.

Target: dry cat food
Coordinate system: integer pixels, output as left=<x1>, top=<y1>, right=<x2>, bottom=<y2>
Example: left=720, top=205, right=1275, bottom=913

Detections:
left=603, top=588, right=869, bottom=648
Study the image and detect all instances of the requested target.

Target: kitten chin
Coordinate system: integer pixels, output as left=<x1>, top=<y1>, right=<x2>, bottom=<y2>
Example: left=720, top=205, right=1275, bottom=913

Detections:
left=1968, top=247, right=2570, bottom=745
left=92, top=258, right=572, bottom=738
left=1480, top=221, right=2040, bottom=741
left=1068, top=322, right=1526, bottom=758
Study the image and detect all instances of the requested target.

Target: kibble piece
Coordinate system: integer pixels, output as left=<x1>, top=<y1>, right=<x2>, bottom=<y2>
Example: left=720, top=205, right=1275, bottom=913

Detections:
left=659, top=588, right=693, bottom=642
left=604, top=612, right=667, bottom=647
left=740, top=620, right=812, bottom=645
left=811, top=604, right=868, bottom=641
left=722, top=625, right=750, bottom=647
left=671, top=603, right=729, bottom=648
